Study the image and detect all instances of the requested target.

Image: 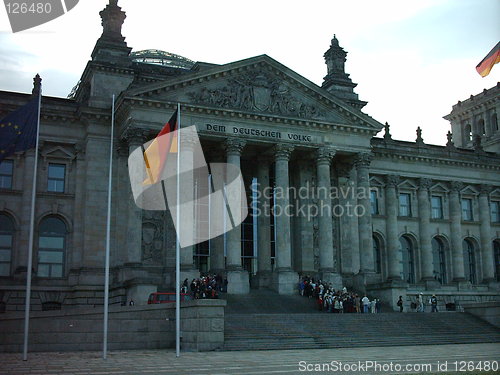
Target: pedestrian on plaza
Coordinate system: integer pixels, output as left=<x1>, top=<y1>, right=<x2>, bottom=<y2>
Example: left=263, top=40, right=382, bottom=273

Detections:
left=416, top=293, right=424, bottom=312
left=430, top=294, right=438, bottom=312
left=397, top=296, right=404, bottom=312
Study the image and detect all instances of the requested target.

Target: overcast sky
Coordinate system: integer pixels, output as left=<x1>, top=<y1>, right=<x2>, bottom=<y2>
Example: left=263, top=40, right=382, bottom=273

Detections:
left=0, top=0, right=499, bottom=145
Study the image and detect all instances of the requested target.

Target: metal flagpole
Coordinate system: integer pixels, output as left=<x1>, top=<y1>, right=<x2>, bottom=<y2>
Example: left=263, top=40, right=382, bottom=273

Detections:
left=23, top=75, right=42, bottom=361
left=175, top=103, right=181, bottom=357
left=103, top=94, right=115, bottom=359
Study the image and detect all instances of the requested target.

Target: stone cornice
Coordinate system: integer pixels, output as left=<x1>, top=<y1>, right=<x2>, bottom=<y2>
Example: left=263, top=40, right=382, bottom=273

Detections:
left=118, top=98, right=379, bottom=137
left=371, top=137, right=500, bottom=170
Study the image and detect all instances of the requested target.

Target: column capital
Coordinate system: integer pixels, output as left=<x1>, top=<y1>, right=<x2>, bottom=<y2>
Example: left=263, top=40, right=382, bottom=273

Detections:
left=123, top=128, right=148, bottom=147
left=385, top=174, right=399, bottom=188
left=418, top=178, right=432, bottom=191
left=316, top=147, right=336, bottom=166
left=224, top=138, right=246, bottom=156
left=450, top=181, right=463, bottom=193
left=274, top=144, right=294, bottom=161
left=354, top=152, right=372, bottom=168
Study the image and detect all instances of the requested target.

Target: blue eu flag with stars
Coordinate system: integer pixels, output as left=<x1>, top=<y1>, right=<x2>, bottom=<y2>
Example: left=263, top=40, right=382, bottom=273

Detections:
left=0, top=96, right=39, bottom=164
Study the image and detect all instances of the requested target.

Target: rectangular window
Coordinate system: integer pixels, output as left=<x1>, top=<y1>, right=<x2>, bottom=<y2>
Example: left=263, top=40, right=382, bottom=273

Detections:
left=491, top=201, right=500, bottom=223
left=461, top=198, right=473, bottom=221
left=431, top=196, right=443, bottom=219
left=370, top=190, right=379, bottom=215
left=399, top=193, right=412, bottom=217
left=47, top=163, right=65, bottom=193
left=0, top=160, right=13, bottom=189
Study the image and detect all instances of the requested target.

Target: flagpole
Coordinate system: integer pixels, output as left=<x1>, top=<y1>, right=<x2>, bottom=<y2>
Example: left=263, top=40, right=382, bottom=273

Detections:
left=103, top=94, right=115, bottom=360
left=23, top=74, right=42, bottom=361
left=175, top=103, right=181, bottom=358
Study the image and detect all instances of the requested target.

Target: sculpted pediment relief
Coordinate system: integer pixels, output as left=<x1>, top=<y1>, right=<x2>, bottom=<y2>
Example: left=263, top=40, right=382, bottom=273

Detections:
left=186, top=70, right=331, bottom=121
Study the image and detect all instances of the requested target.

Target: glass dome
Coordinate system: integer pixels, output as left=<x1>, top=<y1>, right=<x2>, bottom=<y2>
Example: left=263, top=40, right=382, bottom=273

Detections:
left=130, top=49, right=195, bottom=69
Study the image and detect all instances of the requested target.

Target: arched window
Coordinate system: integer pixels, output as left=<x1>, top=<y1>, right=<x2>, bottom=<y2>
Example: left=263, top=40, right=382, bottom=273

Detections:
left=373, top=235, right=382, bottom=274
left=431, top=237, right=447, bottom=284
left=492, top=113, right=498, bottom=132
left=399, top=236, right=415, bottom=284
left=462, top=239, right=476, bottom=284
left=37, top=216, right=66, bottom=278
left=478, top=119, right=486, bottom=135
left=464, top=124, right=472, bottom=142
left=494, top=240, right=500, bottom=282
left=0, top=213, right=14, bottom=276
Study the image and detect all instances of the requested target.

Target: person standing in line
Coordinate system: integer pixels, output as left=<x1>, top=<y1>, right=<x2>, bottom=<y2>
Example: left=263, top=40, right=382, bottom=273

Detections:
left=370, top=298, right=377, bottom=313
left=361, top=295, right=370, bottom=313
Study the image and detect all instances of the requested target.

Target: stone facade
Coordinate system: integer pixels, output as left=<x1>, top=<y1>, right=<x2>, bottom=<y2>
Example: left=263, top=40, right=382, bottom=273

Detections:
left=0, top=1, right=499, bottom=311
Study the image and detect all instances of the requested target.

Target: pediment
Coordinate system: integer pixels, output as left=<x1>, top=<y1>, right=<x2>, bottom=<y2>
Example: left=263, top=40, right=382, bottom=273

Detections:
left=370, top=176, right=385, bottom=187
left=491, top=188, right=500, bottom=198
left=430, top=183, right=449, bottom=194
left=398, top=179, right=417, bottom=190
left=41, top=146, right=75, bottom=160
left=125, top=55, right=383, bottom=131
left=461, top=186, right=479, bottom=196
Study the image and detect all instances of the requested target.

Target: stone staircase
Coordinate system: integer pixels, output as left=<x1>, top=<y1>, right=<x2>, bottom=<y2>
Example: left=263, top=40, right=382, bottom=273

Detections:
left=222, top=290, right=500, bottom=351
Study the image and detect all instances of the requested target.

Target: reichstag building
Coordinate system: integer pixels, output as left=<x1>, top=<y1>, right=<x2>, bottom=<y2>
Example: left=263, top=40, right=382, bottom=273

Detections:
left=0, top=0, right=499, bottom=310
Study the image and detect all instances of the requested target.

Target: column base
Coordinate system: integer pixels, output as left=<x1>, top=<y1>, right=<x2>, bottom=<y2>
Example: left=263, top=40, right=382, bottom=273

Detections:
left=227, top=270, right=250, bottom=294
left=320, top=271, right=343, bottom=290
left=256, top=270, right=272, bottom=289
left=421, top=278, right=441, bottom=290
left=271, top=270, right=299, bottom=295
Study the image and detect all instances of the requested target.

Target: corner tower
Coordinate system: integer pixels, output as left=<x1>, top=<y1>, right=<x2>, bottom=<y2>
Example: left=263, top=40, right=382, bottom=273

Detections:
left=322, top=35, right=367, bottom=110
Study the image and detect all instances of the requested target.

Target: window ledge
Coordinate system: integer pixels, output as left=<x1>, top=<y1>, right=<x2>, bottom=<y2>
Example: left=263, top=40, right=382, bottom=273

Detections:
left=38, top=191, right=75, bottom=199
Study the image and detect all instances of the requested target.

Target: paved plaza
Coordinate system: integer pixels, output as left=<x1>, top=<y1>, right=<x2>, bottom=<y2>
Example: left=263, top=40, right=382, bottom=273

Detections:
left=1, top=343, right=499, bottom=375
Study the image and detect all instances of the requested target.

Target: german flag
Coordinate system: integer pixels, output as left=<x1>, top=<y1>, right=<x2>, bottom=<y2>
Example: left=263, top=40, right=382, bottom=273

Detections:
left=142, top=110, right=178, bottom=185
left=476, top=42, right=500, bottom=77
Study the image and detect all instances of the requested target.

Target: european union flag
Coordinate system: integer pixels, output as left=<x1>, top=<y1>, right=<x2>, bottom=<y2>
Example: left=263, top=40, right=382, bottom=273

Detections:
left=0, top=96, right=39, bottom=164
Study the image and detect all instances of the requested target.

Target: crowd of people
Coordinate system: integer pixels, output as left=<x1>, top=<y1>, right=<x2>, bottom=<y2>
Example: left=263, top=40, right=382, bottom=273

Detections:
left=182, top=274, right=227, bottom=299
left=299, top=277, right=381, bottom=313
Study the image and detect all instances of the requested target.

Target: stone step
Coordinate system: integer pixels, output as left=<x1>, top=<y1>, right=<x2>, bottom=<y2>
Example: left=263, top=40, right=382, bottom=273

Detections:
left=222, top=290, right=499, bottom=351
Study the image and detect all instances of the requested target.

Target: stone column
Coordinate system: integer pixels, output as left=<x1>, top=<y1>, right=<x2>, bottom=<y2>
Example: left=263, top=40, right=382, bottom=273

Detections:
left=418, top=178, right=435, bottom=286
left=479, top=185, right=495, bottom=283
left=272, top=144, right=298, bottom=294
left=355, top=153, right=374, bottom=274
left=208, top=151, right=225, bottom=275
left=316, top=147, right=341, bottom=287
left=256, top=158, right=272, bottom=288
left=337, top=162, right=358, bottom=275
left=449, top=181, right=466, bottom=282
left=224, top=139, right=249, bottom=294
left=125, top=130, right=146, bottom=265
left=178, top=131, right=200, bottom=283
left=385, top=175, right=401, bottom=280
left=294, top=160, right=315, bottom=275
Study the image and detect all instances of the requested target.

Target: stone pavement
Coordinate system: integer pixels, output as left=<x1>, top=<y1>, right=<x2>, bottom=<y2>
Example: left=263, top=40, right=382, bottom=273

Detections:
left=1, top=343, right=499, bottom=375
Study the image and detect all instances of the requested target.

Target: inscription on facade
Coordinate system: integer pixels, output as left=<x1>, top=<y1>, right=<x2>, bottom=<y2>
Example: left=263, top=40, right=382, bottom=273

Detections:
left=203, top=123, right=313, bottom=143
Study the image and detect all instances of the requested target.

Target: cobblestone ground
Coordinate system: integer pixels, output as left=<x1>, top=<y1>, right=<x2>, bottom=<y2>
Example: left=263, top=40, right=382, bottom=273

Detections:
left=1, top=343, right=499, bottom=375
